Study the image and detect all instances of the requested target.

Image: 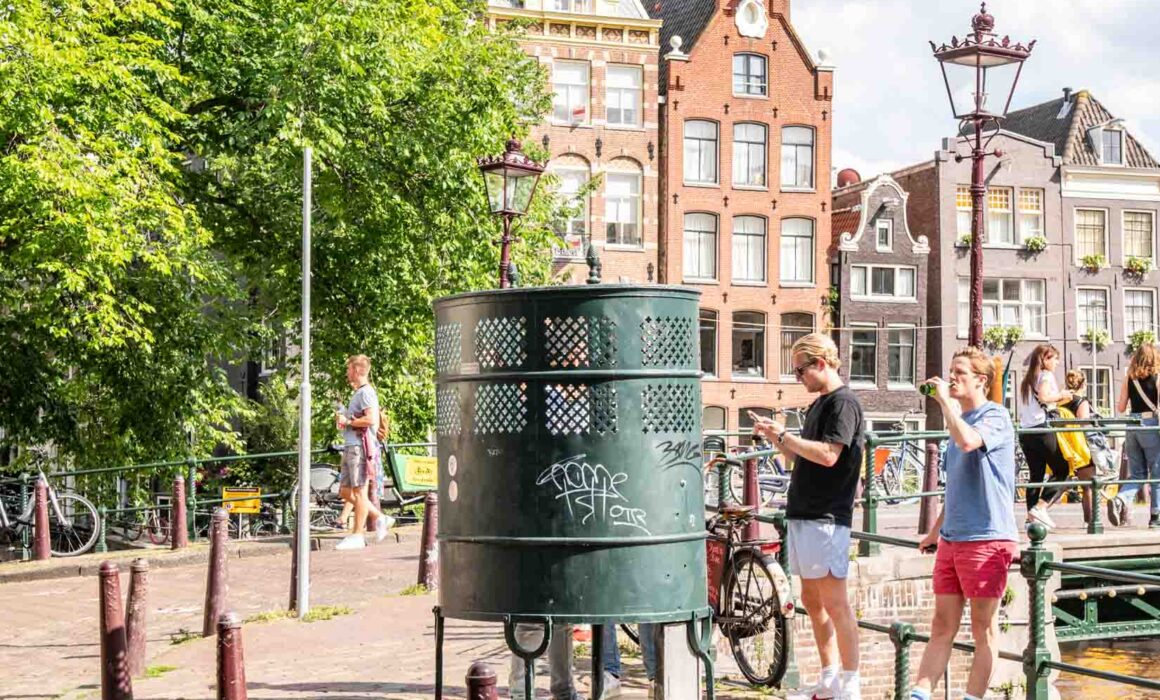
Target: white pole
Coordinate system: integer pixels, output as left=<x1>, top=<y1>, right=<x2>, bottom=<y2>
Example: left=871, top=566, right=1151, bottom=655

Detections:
left=296, top=146, right=313, bottom=618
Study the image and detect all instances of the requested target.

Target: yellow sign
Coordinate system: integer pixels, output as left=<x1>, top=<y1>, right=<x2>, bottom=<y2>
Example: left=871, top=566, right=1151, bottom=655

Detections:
left=221, top=487, right=261, bottom=514
left=400, top=455, right=438, bottom=490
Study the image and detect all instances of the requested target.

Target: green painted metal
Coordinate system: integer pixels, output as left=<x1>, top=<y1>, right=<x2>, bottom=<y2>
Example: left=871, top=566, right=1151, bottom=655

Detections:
left=96, top=505, right=108, bottom=554
left=888, top=621, right=915, bottom=700
left=1022, top=523, right=1054, bottom=700
left=186, top=460, right=197, bottom=543
left=859, top=439, right=879, bottom=557
left=19, top=474, right=30, bottom=560
left=433, top=285, right=708, bottom=624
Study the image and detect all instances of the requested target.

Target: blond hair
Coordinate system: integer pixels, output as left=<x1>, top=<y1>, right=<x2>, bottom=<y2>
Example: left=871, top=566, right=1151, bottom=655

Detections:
left=791, top=332, right=840, bottom=369
left=346, top=354, right=372, bottom=374
left=1129, top=343, right=1160, bottom=380
left=1065, top=369, right=1086, bottom=392
left=952, top=346, right=996, bottom=392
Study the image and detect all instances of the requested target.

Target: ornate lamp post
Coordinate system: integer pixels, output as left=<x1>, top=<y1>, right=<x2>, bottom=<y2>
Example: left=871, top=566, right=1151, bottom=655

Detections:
left=477, top=138, right=546, bottom=288
left=931, top=3, right=1034, bottom=347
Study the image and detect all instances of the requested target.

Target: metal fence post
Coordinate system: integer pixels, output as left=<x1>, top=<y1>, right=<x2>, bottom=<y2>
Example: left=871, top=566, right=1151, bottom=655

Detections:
left=859, top=436, right=879, bottom=557
left=918, top=443, right=940, bottom=535
left=1021, top=523, right=1053, bottom=700
left=186, top=459, right=198, bottom=543
left=1088, top=476, right=1104, bottom=535
left=19, top=474, right=31, bottom=560
left=888, top=621, right=915, bottom=700
left=96, top=505, right=109, bottom=554
left=717, top=458, right=730, bottom=512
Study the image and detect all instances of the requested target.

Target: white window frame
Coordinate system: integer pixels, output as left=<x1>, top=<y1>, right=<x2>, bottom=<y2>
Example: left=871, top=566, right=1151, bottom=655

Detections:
left=550, top=0, right=592, bottom=12
left=732, top=122, right=767, bottom=189
left=986, top=186, right=1016, bottom=246
left=732, top=215, right=767, bottom=284
left=778, top=313, right=814, bottom=380
left=1076, top=286, right=1112, bottom=336
left=1018, top=188, right=1044, bottom=243
left=1123, top=287, right=1157, bottom=341
left=849, top=323, right=878, bottom=387
left=886, top=324, right=917, bottom=389
left=549, top=166, right=589, bottom=256
left=779, top=217, right=815, bottom=286
left=1082, top=366, right=1114, bottom=416
left=551, top=60, right=590, bottom=125
left=703, top=405, right=727, bottom=432
left=683, top=212, right=718, bottom=282
left=1101, top=129, right=1124, bottom=166
left=604, top=171, right=641, bottom=247
left=605, top=64, right=642, bottom=128
left=956, top=184, right=973, bottom=239
left=1122, top=210, right=1156, bottom=264
left=732, top=53, right=768, bottom=97
left=849, top=264, right=917, bottom=302
left=700, top=309, right=718, bottom=379
left=875, top=219, right=893, bottom=252
left=683, top=120, right=719, bottom=186
left=780, top=126, right=815, bottom=191
left=731, top=311, right=766, bottom=381
left=1074, top=207, right=1110, bottom=264
left=956, top=277, right=1047, bottom=339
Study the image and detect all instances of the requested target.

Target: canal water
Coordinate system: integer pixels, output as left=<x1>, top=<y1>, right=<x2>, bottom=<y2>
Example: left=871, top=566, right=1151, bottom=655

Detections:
left=1056, top=640, right=1160, bottom=698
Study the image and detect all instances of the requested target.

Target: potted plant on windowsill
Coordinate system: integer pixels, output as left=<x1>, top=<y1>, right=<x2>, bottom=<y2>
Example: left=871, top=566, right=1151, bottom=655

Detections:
left=1128, top=329, right=1157, bottom=353
left=983, top=326, right=1024, bottom=350
left=1023, top=235, right=1047, bottom=254
left=1081, top=253, right=1107, bottom=272
left=956, top=233, right=973, bottom=248
left=1084, top=327, right=1111, bottom=351
left=1126, top=256, right=1153, bottom=277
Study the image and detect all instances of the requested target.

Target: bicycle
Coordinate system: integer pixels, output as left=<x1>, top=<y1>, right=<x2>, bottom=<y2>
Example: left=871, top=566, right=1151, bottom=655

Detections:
left=0, top=469, right=100, bottom=557
left=877, top=410, right=935, bottom=505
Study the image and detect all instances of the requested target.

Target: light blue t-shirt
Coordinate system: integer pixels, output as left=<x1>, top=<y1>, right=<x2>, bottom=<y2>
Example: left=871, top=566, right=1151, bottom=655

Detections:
left=940, top=401, right=1018, bottom=542
left=343, top=384, right=379, bottom=447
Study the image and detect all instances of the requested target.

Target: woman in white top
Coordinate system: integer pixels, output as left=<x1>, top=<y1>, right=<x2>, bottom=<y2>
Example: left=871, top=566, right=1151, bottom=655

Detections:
left=1016, top=344, right=1073, bottom=529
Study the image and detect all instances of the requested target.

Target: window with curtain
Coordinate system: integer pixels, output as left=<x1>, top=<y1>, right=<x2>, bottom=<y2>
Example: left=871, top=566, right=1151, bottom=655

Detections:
left=732, top=311, right=765, bottom=378
left=732, top=216, right=766, bottom=283
left=779, top=313, right=813, bottom=379
left=779, top=218, right=814, bottom=283
left=683, top=120, right=718, bottom=184
left=703, top=406, right=727, bottom=432
left=1125, top=212, right=1155, bottom=260
left=1075, top=209, right=1107, bottom=260
left=606, top=65, right=642, bottom=127
left=733, top=123, right=767, bottom=187
left=780, top=126, right=814, bottom=189
left=605, top=172, right=640, bottom=245
left=732, top=54, right=767, bottom=96
left=888, top=327, right=916, bottom=385
left=1077, top=288, right=1110, bottom=334
left=876, top=219, right=892, bottom=251
left=957, top=277, right=1045, bottom=337
left=1018, top=189, right=1043, bottom=242
left=552, top=60, right=589, bottom=123
left=956, top=185, right=972, bottom=238
left=700, top=309, right=718, bottom=377
left=1125, top=289, right=1155, bottom=337
left=683, top=213, right=717, bottom=280
left=987, top=187, right=1014, bottom=244
left=1082, top=368, right=1113, bottom=416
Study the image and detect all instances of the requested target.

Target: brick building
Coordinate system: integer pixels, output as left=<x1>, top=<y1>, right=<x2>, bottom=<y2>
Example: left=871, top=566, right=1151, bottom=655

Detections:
left=649, top=0, right=835, bottom=432
left=487, top=0, right=662, bottom=285
left=830, top=173, right=931, bottom=433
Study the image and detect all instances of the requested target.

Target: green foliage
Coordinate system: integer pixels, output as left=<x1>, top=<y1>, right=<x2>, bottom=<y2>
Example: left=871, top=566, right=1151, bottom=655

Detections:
left=957, top=232, right=973, bottom=247
left=1126, top=256, right=1153, bottom=276
left=144, top=665, right=178, bottom=679
left=0, top=0, right=557, bottom=472
left=1128, top=330, right=1156, bottom=353
left=1023, top=235, right=1047, bottom=253
left=232, top=378, right=298, bottom=492
left=984, top=326, right=1023, bottom=349
left=1084, top=327, right=1111, bottom=350
left=1081, top=253, right=1107, bottom=271
left=398, top=583, right=429, bottom=596
left=168, top=628, right=200, bottom=645
left=301, top=604, right=353, bottom=622
left=244, top=610, right=293, bottom=624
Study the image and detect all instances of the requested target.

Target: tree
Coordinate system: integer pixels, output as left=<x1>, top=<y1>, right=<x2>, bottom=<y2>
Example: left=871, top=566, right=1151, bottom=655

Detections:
left=0, top=0, right=557, bottom=471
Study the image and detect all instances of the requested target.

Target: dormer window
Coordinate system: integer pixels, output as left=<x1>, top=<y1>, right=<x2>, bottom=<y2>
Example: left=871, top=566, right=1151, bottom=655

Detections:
left=550, top=0, right=591, bottom=11
left=1102, top=129, right=1123, bottom=165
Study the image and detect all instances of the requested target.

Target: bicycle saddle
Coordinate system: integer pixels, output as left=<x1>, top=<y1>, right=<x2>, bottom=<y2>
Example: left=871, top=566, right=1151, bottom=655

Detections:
left=720, top=504, right=756, bottom=521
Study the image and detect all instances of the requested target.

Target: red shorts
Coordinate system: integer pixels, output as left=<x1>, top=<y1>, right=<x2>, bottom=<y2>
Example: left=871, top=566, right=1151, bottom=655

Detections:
left=932, top=538, right=1018, bottom=599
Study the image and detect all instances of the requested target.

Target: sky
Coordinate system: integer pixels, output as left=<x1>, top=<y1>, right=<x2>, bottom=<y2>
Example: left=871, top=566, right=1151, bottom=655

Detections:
left=791, top=0, right=1160, bottom=181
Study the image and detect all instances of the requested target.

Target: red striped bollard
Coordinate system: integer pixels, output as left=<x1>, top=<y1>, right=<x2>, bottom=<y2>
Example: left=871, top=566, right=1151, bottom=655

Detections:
left=172, top=477, right=189, bottom=550
left=466, top=661, right=498, bottom=700
left=216, top=612, right=247, bottom=700
left=417, top=492, right=439, bottom=591
left=99, top=562, right=133, bottom=700
left=125, top=559, right=149, bottom=677
left=33, top=477, right=50, bottom=560
left=203, top=508, right=230, bottom=637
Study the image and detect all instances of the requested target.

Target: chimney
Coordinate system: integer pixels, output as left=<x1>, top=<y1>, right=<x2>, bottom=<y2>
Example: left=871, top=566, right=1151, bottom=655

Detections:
left=1062, top=87, right=1072, bottom=102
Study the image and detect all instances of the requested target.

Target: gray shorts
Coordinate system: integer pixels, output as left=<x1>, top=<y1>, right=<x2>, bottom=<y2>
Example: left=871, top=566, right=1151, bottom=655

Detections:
left=340, top=445, right=368, bottom=488
left=786, top=519, right=851, bottom=579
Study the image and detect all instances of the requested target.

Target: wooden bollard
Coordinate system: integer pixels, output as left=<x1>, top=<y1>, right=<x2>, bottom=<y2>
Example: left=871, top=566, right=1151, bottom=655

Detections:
left=99, top=562, right=133, bottom=700
left=125, top=559, right=149, bottom=677
left=466, top=661, right=498, bottom=700
left=216, top=612, right=247, bottom=700
left=417, top=492, right=439, bottom=591
left=33, top=478, right=51, bottom=560
left=203, top=508, right=230, bottom=637
left=172, top=477, right=189, bottom=550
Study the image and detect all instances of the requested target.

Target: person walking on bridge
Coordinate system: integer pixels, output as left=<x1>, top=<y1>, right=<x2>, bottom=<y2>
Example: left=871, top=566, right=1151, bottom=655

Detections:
left=912, top=347, right=1018, bottom=700
left=752, top=333, right=863, bottom=700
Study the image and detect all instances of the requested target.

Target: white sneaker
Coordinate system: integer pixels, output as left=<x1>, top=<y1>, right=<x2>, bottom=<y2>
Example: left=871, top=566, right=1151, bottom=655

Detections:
left=1028, top=505, right=1055, bottom=529
left=335, top=534, right=367, bottom=550
left=647, top=681, right=656, bottom=700
left=375, top=515, right=394, bottom=542
left=789, top=678, right=840, bottom=700
left=600, top=672, right=622, bottom=700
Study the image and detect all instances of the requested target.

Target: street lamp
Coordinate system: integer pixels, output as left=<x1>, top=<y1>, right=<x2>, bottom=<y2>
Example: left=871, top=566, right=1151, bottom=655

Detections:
left=931, top=2, right=1034, bottom=348
left=477, top=138, right=546, bottom=289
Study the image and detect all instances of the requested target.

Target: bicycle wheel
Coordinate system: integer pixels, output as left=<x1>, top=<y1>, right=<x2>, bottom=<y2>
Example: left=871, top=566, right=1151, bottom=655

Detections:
left=48, top=493, right=100, bottom=557
left=722, top=549, right=789, bottom=687
left=119, top=515, right=145, bottom=543
left=146, top=510, right=171, bottom=545
left=619, top=623, right=639, bottom=647
left=881, top=455, right=922, bottom=505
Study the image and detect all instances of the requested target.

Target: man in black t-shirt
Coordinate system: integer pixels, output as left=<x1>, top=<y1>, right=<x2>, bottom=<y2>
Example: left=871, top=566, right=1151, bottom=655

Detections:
left=753, top=333, right=863, bottom=700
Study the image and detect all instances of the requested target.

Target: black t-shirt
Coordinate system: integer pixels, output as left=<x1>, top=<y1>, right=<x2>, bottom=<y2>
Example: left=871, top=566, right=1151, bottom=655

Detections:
left=785, top=385, right=865, bottom=527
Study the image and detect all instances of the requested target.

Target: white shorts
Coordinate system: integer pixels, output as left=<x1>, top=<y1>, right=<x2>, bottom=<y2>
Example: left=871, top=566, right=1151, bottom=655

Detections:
left=787, top=519, right=851, bottom=580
